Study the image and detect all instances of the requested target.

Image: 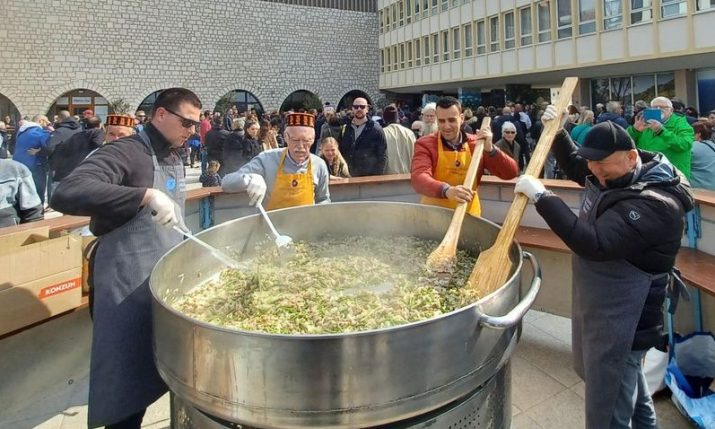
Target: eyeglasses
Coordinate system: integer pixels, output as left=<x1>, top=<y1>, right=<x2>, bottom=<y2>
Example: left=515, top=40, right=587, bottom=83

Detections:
left=352, top=105, right=368, bottom=110
left=164, top=108, right=200, bottom=128
left=503, top=131, right=516, bottom=134
left=652, top=105, right=671, bottom=110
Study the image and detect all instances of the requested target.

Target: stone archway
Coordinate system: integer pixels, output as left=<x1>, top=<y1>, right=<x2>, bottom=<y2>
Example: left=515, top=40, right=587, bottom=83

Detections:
left=0, top=93, right=21, bottom=129
left=136, top=89, right=166, bottom=117
left=215, top=89, right=264, bottom=116
left=337, top=90, right=373, bottom=112
left=279, top=90, right=323, bottom=113
left=47, top=89, right=110, bottom=123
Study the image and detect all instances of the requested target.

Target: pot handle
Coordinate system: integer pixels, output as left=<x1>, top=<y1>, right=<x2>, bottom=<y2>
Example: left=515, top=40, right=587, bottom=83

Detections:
left=477, top=251, right=542, bottom=329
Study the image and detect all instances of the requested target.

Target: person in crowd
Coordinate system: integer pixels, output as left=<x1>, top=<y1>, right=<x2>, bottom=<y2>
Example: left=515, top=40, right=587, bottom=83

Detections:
left=595, top=102, right=605, bottom=118
left=0, top=158, right=43, bottom=227
left=81, top=109, right=94, bottom=130
left=566, top=104, right=580, bottom=128
left=187, top=132, right=201, bottom=168
left=382, top=105, right=415, bottom=174
left=570, top=110, right=595, bottom=146
left=492, top=106, right=530, bottom=170
left=319, top=110, right=343, bottom=149
left=222, top=112, right=330, bottom=209
left=689, top=121, right=715, bottom=191
left=135, top=110, right=147, bottom=133
left=411, top=96, right=519, bottom=217
left=420, top=102, right=438, bottom=136
left=45, top=110, right=83, bottom=195
left=198, top=110, right=213, bottom=172
left=630, top=100, right=649, bottom=125
left=410, top=120, right=423, bottom=139
left=596, top=100, right=629, bottom=129
left=473, top=106, right=488, bottom=130
left=494, top=121, right=521, bottom=165
left=105, top=113, right=137, bottom=143
left=338, top=97, right=387, bottom=177
left=51, top=88, right=202, bottom=429
left=12, top=116, right=51, bottom=205
left=219, top=120, right=260, bottom=177
left=200, top=160, right=222, bottom=187
left=514, top=103, right=532, bottom=131
left=204, top=114, right=229, bottom=165
left=320, top=137, right=350, bottom=179
left=0, top=121, right=8, bottom=158
left=671, top=97, right=697, bottom=125
left=270, top=117, right=285, bottom=148
left=50, top=115, right=105, bottom=189
left=685, top=107, right=699, bottom=119
left=515, top=108, right=693, bottom=429
left=628, top=96, right=694, bottom=178
left=464, top=108, right=479, bottom=132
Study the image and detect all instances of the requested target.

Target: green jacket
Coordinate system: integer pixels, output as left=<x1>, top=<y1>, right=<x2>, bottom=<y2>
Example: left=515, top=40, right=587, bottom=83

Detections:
left=627, top=114, right=694, bottom=178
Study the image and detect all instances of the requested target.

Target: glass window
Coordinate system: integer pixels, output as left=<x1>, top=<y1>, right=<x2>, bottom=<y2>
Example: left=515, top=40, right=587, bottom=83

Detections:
left=406, top=0, right=412, bottom=23
left=432, top=33, right=439, bottom=63
left=464, top=23, right=473, bottom=57
left=476, top=20, right=486, bottom=54
left=611, top=77, right=633, bottom=115
left=661, top=0, right=687, bottom=18
left=442, top=30, right=450, bottom=61
left=407, top=41, right=413, bottom=67
left=591, top=78, right=611, bottom=110
left=632, top=74, right=656, bottom=105
left=432, top=0, right=438, bottom=15
left=423, top=0, right=430, bottom=17
left=451, top=0, right=459, bottom=7
left=399, top=0, right=405, bottom=26
left=400, top=44, right=405, bottom=69
left=697, top=0, right=715, bottom=11
left=630, top=0, right=652, bottom=24
left=379, top=9, right=384, bottom=33
left=392, top=4, right=398, bottom=29
left=381, top=49, right=385, bottom=72
left=657, top=72, right=676, bottom=98
left=504, top=11, right=515, bottom=49
left=393, top=45, right=398, bottom=70
left=386, top=48, right=391, bottom=72
left=557, top=0, right=573, bottom=38
left=415, top=38, right=422, bottom=66
left=423, top=35, right=431, bottom=64
left=414, top=0, right=420, bottom=18
left=453, top=27, right=461, bottom=59
left=385, top=7, right=391, bottom=30
left=442, top=0, right=449, bottom=12
left=579, top=0, right=596, bottom=34
left=520, top=6, right=533, bottom=46
left=538, top=2, right=552, bottom=42
left=603, top=0, right=623, bottom=30
left=490, top=16, right=500, bottom=52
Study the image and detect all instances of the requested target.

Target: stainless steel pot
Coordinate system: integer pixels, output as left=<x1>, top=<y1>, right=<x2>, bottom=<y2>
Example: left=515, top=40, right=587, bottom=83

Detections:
left=150, top=202, right=541, bottom=429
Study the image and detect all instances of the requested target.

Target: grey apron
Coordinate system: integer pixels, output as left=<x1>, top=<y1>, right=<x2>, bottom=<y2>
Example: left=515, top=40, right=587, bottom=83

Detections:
left=87, top=131, right=185, bottom=427
left=572, top=178, right=664, bottom=429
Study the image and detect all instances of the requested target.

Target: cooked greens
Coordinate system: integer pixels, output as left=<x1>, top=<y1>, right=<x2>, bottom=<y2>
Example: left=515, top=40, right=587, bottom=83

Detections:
left=172, top=236, right=477, bottom=334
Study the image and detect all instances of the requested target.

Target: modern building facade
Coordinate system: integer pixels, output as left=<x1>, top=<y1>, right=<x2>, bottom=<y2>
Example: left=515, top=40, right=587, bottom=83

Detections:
left=378, top=0, right=715, bottom=114
left=0, top=0, right=380, bottom=122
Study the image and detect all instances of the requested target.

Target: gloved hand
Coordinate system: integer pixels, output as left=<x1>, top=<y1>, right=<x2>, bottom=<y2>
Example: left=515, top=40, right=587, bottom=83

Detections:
left=514, top=175, right=546, bottom=202
left=542, top=105, right=569, bottom=130
left=147, top=189, right=180, bottom=228
left=242, top=173, right=267, bottom=206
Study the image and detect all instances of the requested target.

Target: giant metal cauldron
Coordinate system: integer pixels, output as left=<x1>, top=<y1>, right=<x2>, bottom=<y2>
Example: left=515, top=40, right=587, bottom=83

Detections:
left=150, top=202, right=541, bottom=428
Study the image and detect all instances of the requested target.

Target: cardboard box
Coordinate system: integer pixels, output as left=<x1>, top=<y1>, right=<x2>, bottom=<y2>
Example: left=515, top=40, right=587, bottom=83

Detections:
left=81, top=234, right=96, bottom=294
left=0, top=227, right=82, bottom=335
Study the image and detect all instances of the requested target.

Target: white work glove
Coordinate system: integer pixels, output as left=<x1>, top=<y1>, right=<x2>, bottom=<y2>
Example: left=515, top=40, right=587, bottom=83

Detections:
left=514, top=175, right=546, bottom=202
left=241, top=173, right=267, bottom=206
left=542, top=105, right=569, bottom=130
left=148, top=189, right=180, bottom=228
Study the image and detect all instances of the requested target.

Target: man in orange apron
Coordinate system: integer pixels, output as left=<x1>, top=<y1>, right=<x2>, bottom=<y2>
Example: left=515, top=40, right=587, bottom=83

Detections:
left=222, top=112, right=330, bottom=209
left=411, top=96, right=519, bottom=216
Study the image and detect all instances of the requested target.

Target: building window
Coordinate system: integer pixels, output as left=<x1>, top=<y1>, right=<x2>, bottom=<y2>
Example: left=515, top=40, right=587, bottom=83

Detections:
left=415, top=38, right=422, bottom=66
left=657, top=72, right=675, bottom=98
left=538, top=1, right=552, bottom=42
left=406, top=0, right=412, bottom=23
left=579, top=0, right=596, bottom=34
left=464, top=23, right=474, bottom=56
left=630, top=0, right=653, bottom=24
left=489, top=16, right=500, bottom=52
left=392, top=3, right=399, bottom=29
left=633, top=74, right=656, bottom=105
left=451, top=0, right=459, bottom=7
left=661, top=0, right=687, bottom=18
left=380, top=49, right=385, bottom=72
left=520, top=6, right=533, bottom=46
left=423, top=0, right=430, bottom=18
left=603, top=0, right=623, bottom=30
left=557, top=0, right=573, bottom=38
left=432, top=33, right=439, bottom=63
left=386, top=48, right=391, bottom=72
left=442, top=0, right=449, bottom=12
left=407, top=41, right=414, bottom=67
left=442, top=30, right=450, bottom=61
left=400, top=43, right=406, bottom=69
left=504, top=11, right=516, bottom=49
left=379, top=10, right=384, bottom=33
left=399, top=0, right=405, bottom=26
left=432, top=0, right=438, bottom=15
left=423, top=35, right=431, bottom=64
left=452, top=27, right=461, bottom=58
left=697, top=0, right=715, bottom=10
left=414, top=0, right=420, bottom=19
left=393, top=45, right=399, bottom=70
left=476, top=20, right=486, bottom=54
left=385, top=7, right=391, bottom=31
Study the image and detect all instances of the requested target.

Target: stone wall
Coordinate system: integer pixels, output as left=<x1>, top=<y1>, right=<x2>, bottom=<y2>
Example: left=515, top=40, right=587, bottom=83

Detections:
left=0, top=0, right=380, bottom=116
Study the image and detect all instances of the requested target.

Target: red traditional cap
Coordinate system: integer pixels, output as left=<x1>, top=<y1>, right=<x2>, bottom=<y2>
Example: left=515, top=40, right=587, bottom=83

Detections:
left=105, top=114, right=134, bottom=128
left=286, top=112, right=315, bottom=128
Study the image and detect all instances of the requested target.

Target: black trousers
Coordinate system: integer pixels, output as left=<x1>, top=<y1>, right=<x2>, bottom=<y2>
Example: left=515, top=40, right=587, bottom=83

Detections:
left=105, top=409, right=146, bottom=429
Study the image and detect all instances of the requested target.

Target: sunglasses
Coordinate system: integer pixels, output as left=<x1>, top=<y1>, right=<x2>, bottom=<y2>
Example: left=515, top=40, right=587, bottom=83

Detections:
left=352, top=105, right=368, bottom=110
left=165, top=107, right=200, bottom=128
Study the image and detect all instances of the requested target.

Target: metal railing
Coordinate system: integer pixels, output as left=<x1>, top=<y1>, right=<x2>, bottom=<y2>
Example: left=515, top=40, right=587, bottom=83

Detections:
left=260, top=0, right=377, bottom=13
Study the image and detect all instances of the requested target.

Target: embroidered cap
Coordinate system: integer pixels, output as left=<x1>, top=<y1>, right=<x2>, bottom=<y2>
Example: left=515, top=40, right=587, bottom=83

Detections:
left=286, top=112, right=315, bottom=128
left=577, top=121, right=635, bottom=161
left=105, top=114, right=135, bottom=128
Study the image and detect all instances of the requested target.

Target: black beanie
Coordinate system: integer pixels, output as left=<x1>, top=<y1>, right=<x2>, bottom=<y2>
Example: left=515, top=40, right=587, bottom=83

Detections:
left=578, top=121, right=635, bottom=161
left=383, top=106, right=399, bottom=124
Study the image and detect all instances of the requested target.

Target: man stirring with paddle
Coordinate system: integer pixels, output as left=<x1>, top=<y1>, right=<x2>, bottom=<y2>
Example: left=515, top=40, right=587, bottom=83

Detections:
left=411, top=96, right=518, bottom=216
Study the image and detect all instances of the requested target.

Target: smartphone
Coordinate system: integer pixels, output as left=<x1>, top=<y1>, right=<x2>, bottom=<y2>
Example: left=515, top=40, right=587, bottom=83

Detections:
left=643, top=108, right=661, bottom=122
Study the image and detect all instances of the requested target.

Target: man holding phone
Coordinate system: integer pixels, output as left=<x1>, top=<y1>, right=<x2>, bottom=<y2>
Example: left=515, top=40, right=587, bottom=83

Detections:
left=628, top=96, right=694, bottom=178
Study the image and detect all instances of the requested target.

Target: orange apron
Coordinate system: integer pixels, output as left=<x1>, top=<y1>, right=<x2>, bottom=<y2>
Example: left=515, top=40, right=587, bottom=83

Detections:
left=420, top=134, right=481, bottom=216
left=266, top=149, right=315, bottom=210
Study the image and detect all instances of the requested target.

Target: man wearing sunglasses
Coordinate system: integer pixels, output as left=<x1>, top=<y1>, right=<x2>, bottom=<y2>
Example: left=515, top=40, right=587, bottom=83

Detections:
left=51, top=88, right=202, bottom=429
left=338, top=97, right=387, bottom=176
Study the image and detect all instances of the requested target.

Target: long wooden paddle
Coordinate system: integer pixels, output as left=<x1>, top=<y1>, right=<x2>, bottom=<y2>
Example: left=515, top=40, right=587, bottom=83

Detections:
left=464, top=77, right=579, bottom=301
left=426, top=117, right=492, bottom=273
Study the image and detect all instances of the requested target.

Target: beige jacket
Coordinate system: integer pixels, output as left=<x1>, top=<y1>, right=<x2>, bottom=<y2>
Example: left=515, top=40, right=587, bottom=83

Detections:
left=382, top=123, right=416, bottom=174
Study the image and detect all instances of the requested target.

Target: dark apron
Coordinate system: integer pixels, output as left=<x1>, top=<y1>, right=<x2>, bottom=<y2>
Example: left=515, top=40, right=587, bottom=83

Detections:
left=572, top=179, right=664, bottom=429
left=87, top=131, right=185, bottom=427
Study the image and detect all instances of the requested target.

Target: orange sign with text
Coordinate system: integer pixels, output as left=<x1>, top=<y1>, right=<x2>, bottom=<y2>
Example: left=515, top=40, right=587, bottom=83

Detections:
left=38, top=278, right=81, bottom=299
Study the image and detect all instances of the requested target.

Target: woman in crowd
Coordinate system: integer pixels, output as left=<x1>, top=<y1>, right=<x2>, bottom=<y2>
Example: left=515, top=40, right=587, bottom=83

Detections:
left=494, top=121, right=521, bottom=166
left=258, top=120, right=279, bottom=152
left=319, top=137, right=350, bottom=179
left=570, top=110, right=595, bottom=146
left=690, top=121, right=715, bottom=191
left=319, top=111, right=343, bottom=149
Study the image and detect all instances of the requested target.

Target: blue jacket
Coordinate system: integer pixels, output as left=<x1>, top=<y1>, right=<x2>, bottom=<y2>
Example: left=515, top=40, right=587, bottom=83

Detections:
left=12, top=123, right=50, bottom=169
left=596, top=112, right=629, bottom=130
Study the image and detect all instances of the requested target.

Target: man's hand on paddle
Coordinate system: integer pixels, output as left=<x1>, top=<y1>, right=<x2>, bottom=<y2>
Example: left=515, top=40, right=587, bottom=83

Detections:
left=445, top=185, right=474, bottom=203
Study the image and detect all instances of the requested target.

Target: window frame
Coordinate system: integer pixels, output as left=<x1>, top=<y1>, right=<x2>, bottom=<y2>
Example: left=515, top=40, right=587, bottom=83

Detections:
left=463, top=22, right=474, bottom=57
left=578, top=0, right=597, bottom=34
left=415, top=38, right=422, bottom=66
left=660, top=0, right=687, bottom=18
left=489, top=15, right=500, bottom=52
left=399, top=0, right=405, bottom=26
left=476, top=19, right=487, bottom=54
left=603, top=0, right=623, bottom=30
left=630, top=0, right=653, bottom=24
left=696, top=0, right=715, bottom=11
left=520, top=6, right=533, bottom=46
left=441, top=29, right=450, bottom=61
left=407, top=40, right=413, bottom=67
left=386, top=47, right=392, bottom=72
left=423, top=35, right=431, bottom=65
left=537, top=1, right=553, bottom=43
left=452, top=27, right=461, bottom=59
left=557, top=0, right=573, bottom=39
left=432, top=33, right=440, bottom=63
left=504, top=10, right=516, bottom=49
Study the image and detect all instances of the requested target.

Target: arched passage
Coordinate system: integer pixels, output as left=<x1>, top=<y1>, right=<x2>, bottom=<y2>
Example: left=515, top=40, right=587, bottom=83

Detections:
left=0, top=93, right=21, bottom=129
left=337, top=90, right=373, bottom=112
left=47, top=89, right=110, bottom=123
left=280, top=90, right=322, bottom=113
left=215, top=90, right=264, bottom=116
left=136, top=90, right=165, bottom=117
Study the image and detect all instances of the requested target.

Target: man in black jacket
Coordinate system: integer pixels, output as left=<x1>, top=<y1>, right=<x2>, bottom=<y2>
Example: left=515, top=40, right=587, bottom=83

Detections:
left=205, top=115, right=229, bottom=164
left=50, top=116, right=105, bottom=187
left=338, top=97, right=387, bottom=176
left=515, top=113, right=693, bottom=429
